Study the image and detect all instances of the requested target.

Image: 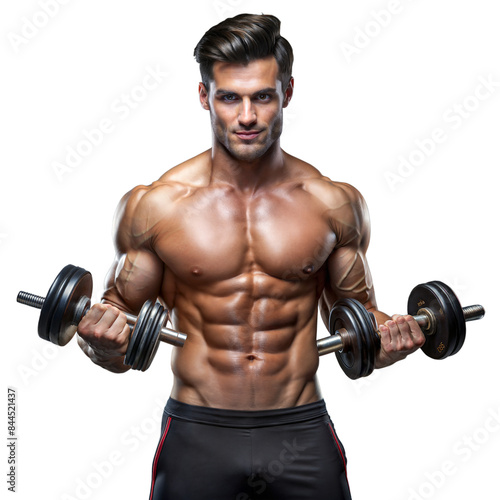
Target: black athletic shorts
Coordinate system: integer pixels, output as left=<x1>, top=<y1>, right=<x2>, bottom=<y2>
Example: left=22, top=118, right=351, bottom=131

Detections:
left=149, top=398, right=351, bottom=499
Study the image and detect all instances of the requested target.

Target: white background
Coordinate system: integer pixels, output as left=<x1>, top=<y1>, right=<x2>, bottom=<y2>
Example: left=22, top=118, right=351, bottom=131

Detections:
left=2, top=1, right=499, bottom=499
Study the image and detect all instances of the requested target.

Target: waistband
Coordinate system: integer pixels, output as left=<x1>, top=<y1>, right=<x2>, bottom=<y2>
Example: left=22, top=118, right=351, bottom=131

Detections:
left=164, top=398, right=328, bottom=428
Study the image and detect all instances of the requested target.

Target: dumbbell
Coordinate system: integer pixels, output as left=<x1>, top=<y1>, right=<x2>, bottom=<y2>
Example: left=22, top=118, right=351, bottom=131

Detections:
left=19, top=266, right=485, bottom=379
left=17, top=264, right=187, bottom=371
left=316, top=281, right=485, bottom=379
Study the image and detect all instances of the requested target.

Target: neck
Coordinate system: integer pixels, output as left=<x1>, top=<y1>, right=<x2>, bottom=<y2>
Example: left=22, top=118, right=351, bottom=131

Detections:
left=209, top=140, right=285, bottom=193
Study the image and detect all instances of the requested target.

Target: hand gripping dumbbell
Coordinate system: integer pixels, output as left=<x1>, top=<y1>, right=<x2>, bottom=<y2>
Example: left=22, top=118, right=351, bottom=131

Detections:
left=316, top=281, right=485, bottom=379
left=19, top=266, right=485, bottom=378
left=17, top=264, right=187, bottom=371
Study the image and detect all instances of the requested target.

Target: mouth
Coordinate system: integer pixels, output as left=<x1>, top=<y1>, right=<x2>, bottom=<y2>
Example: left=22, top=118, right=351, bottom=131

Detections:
left=234, top=130, right=262, bottom=141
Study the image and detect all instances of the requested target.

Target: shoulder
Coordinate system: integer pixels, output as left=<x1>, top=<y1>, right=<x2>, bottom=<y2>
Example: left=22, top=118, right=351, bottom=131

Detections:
left=306, top=177, right=367, bottom=214
left=113, top=150, right=211, bottom=249
left=284, top=153, right=368, bottom=217
left=310, top=178, right=370, bottom=248
left=120, top=150, right=211, bottom=215
left=285, top=155, right=370, bottom=246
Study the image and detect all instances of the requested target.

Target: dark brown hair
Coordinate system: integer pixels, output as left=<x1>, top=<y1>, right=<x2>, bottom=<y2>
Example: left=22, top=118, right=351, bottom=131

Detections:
left=193, top=13, right=294, bottom=92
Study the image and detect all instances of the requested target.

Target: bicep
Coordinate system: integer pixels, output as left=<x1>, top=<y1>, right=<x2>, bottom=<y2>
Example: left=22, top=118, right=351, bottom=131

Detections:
left=317, top=184, right=377, bottom=327
left=101, top=186, right=165, bottom=314
left=319, top=245, right=377, bottom=329
left=325, top=245, right=375, bottom=305
left=102, top=249, right=164, bottom=314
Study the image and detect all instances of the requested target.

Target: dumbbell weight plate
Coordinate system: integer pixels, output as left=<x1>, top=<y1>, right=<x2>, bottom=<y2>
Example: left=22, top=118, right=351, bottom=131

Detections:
left=330, top=300, right=359, bottom=379
left=329, top=298, right=379, bottom=379
left=38, top=265, right=73, bottom=342
left=427, top=281, right=466, bottom=357
left=407, top=281, right=465, bottom=359
left=125, top=300, right=153, bottom=369
left=350, top=299, right=380, bottom=378
left=141, top=306, right=169, bottom=371
left=433, top=281, right=467, bottom=356
left=135, top=302, right=165, bottom=371
left=419, top=282, right=460, bottom=357
left=38, top=265, right=92, bottom=346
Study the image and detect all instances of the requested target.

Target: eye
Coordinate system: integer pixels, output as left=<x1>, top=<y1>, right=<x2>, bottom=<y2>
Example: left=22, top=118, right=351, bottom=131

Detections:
left=222, top=94, right=238, bottom=102
left=257, top=93, right=271, bottom=101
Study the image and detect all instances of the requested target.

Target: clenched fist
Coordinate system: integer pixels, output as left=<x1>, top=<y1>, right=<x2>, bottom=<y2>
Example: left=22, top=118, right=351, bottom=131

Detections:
left=77, top=303, right=131, bottom=373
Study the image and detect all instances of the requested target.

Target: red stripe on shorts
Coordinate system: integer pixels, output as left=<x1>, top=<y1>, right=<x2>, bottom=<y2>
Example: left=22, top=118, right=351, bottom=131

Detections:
left=328, top=422, right=349, bottom=486
left=149, top=416, right=172, bottom=500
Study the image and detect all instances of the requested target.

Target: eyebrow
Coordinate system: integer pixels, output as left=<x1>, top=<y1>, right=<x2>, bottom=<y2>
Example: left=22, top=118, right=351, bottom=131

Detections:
left=214, top=87, right=277, bottom=97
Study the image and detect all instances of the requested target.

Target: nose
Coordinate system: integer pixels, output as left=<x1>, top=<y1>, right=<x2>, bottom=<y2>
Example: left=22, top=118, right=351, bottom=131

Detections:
left=238, top=97, right=257, bottom=127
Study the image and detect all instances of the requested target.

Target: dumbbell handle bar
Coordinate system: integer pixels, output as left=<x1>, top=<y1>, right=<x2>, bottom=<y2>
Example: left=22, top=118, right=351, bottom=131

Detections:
left=316, top=304, right=485, bottom=356
left=18, top=291, right=484, bottom=355
left=17, top=291, right=187, bottom=347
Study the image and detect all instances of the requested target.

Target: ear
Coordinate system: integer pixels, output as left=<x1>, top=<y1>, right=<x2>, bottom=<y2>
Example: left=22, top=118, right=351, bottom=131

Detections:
left=199, top=82, right=210, bottom=110
left=282, top=77, right=294, bottom=109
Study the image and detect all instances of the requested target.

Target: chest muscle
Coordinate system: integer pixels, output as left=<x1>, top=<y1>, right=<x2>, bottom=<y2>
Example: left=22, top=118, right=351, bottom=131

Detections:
left=154, top=188, right=336, bottom=284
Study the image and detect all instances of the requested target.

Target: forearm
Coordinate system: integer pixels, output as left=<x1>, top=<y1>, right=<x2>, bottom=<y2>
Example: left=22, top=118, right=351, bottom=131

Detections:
left=370, top=308, right=391, bottom=328
left=368, top=308, right=394, bottom=369
left=369, top=307, right=425, bottom=369
left=77, top=335, right=131, bottom=373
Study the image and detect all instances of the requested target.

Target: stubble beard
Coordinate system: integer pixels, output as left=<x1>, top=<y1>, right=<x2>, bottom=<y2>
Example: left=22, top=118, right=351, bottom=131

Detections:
left=213, top=114, right=284, bottom=163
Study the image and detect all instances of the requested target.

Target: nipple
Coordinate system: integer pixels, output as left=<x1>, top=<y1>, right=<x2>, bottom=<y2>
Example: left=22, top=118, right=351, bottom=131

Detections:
left=190, top=266, right=203, bottom=276
left=303, top=264, right=314, bottom=275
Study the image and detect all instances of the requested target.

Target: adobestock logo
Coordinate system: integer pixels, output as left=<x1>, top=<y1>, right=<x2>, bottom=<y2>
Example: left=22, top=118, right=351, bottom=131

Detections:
left=339, top=0, right=418, bottom=64
left=8, top=0, right=73, bottom=54
left=213, top=0, right=245, bottom=19
left=407, top=404, right=500, bottom=500
left=17, top=343, right=61, bottom=386
left=384, top=73, right=499, bottom=192
left=51, top=64, right=168, bottom=183
left=236, top=439, right=307, bottom=500
left=60, top=398, right=166, bottom=500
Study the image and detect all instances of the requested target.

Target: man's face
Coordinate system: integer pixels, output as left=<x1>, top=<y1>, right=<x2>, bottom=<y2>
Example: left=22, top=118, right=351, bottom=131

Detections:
left=199, top=56, right=293, bottom=163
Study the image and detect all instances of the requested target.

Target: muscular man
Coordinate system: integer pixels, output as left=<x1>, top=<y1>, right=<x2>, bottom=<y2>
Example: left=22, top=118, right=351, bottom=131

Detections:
left=77, top=14, right=425, bottom=499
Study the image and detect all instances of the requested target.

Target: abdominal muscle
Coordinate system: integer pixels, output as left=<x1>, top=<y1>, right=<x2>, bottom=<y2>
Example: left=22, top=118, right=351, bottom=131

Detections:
left=167, top=275, right=323, bottom=410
